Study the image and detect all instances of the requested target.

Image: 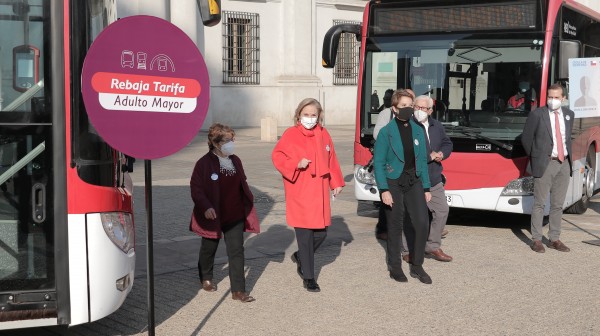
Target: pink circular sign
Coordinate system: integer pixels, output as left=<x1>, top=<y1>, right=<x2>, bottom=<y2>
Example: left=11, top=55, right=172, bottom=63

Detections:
left=81, top=15, right=210, bottom=159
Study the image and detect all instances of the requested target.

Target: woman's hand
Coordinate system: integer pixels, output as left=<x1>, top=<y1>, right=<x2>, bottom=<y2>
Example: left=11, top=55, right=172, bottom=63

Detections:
left=297, top=158, right=312, bottom=169
left=425, top=192, right=432, bottom=202
left=332, top=186, right=343, bottom=197
left=204, top=208, right=217, bottom=220
left=381, top=191, right=393, bottom=207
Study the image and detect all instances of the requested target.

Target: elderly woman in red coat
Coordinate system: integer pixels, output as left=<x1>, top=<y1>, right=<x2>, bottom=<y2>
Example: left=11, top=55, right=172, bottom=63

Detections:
left=272, top=98, right=345, bottom=292
left=190, top=123, right=259, bottom=303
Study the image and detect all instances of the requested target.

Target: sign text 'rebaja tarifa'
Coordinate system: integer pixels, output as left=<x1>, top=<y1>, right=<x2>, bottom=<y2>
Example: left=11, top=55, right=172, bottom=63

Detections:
left=81, top=15, right=210, bottom=159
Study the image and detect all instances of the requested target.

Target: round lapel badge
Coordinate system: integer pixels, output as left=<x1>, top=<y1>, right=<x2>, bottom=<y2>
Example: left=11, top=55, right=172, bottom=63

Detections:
left=211, top=173, right=218, bottom=181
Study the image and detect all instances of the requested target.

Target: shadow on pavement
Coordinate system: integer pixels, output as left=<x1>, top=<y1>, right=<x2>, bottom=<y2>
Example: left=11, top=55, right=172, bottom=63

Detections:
left=27, top=184, right=278, bottom=336
left=243, top=224, right=295, bottom=292
left=314, top=216, right=354, bottom=280
left=192, top=223, right=296, bottom=334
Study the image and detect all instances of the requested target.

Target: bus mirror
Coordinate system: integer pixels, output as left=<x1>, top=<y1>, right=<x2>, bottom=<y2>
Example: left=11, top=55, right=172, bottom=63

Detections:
left=558, top=40, right=580, bottom=79
left=196, top=0, right=221, bottom=27
left=322, top=24, right=361, bottom=68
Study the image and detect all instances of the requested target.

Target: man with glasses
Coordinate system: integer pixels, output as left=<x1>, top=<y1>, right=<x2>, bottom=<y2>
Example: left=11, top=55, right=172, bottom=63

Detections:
left=411, top=95, right=454, bottom=262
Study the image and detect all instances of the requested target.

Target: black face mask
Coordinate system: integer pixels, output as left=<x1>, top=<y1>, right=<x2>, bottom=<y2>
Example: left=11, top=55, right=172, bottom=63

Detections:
left=394, top=107, right=414, bottom=121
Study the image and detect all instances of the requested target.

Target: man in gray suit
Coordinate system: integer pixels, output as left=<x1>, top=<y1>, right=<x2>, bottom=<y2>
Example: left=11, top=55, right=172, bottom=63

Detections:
left=521, top=84, right=573, bottom=253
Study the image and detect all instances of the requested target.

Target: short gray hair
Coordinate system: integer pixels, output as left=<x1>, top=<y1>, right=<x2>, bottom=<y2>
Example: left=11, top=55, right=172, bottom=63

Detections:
left=414, top=95, right=433, bottom=107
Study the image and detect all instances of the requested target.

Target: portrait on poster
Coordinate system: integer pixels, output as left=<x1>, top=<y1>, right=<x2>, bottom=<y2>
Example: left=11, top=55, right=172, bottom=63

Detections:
left=568, top=58, right=600, bottom=118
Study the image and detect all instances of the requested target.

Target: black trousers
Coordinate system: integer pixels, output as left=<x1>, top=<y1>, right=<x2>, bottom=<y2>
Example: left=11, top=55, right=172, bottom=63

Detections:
left=385, top=177, right=429, bottom=271
left=375, top=204, right=387, bottom=234
left=294, top=227, right=327, bottom=280
left=198, top=220, right=246, bottom=292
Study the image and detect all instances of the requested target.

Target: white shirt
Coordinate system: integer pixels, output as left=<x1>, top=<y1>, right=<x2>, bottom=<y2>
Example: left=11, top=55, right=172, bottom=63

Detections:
left=549, top=108, right=568, bottom=157
left=421, top=119, right=430, bottom=141
left=373, top=107, right=393, bottom=140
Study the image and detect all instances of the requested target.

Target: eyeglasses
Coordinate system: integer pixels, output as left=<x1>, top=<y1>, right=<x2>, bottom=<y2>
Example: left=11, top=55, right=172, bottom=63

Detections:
left=415, top=106, right=432, bottom=111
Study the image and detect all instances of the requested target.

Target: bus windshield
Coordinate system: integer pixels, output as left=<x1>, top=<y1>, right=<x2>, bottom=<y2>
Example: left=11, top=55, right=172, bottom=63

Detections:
left=363, top=32, right=545, bottom=144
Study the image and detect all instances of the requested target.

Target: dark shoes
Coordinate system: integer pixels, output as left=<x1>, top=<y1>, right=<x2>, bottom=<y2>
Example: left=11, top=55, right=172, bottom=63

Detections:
left=547, top=240, right=570, bottom=252
left=303, top=279, right=321, bottom=292
left=291, top=251, right=303, bottom=279
left=232, top=291, right=255, bottom=303
left=203, top=281, right=255, bottom=302
left=426, top=249, right=453, bottom=262
left=389, top=269, right=408, bottom=283
left=201, top=280, right=217, bottom=292
left=409, top=265, right=432, bottom=284
left=531, top=240, right=545, bottom=253
left=293, top=252, right=320, bottom=292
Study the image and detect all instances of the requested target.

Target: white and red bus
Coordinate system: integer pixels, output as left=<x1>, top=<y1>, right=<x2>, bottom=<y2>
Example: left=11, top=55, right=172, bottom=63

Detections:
left=0, top=0, right=218, bottom=330
left=0, top=0, right=136, bottom=329
left=323, top=0, right=600, bottom=215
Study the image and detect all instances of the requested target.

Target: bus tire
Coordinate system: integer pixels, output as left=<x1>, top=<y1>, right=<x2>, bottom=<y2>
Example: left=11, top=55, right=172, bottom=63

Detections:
left=565, top=146, right=596, bottom=214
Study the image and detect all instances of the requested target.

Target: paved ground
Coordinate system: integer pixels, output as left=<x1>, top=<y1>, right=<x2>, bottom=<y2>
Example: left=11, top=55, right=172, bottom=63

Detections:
left=2, top=125, right=600, bottom=336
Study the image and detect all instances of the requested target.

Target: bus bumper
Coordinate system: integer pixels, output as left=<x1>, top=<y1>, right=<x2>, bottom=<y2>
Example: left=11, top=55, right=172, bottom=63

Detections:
left=86, top=213, right=135, bottom=323
left=446, top=187, right=540, bottom=214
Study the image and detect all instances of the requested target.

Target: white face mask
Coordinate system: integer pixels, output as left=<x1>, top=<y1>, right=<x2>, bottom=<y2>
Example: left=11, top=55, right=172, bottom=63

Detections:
left=415, top=110, right=429, bottom=122
left=220, top=141, right=235, bottom=156
left=547, top=98, right=562, bottom=111
left=300, top=116, right=318, bottom=129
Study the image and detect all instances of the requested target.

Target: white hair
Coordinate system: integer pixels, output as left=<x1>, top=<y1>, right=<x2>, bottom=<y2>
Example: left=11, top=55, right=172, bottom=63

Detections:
left=414, top=95, right=433, bottom=107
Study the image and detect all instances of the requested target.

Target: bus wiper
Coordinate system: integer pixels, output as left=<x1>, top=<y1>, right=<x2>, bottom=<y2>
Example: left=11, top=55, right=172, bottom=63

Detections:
left=459, top=131, right=513, bottom=151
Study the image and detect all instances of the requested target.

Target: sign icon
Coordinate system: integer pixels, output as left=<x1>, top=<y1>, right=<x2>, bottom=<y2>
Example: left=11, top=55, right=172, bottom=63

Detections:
left=81, top=15, right=210, bottom=159
left=151, top=54, right=175, bottom=72
left=121, top=50, right=134, bottom=68
left=137, top=52, right=147, bottom=70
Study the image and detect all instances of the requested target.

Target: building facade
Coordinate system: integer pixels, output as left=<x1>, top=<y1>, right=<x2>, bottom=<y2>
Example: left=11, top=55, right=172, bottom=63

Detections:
left=117, top=0, right=367, bottom=128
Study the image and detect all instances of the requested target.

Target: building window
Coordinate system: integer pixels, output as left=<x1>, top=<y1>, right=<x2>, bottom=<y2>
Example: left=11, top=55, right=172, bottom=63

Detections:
left=332, top=20, right=360, bottom=85
left=222, top=11, right=260, bottom=84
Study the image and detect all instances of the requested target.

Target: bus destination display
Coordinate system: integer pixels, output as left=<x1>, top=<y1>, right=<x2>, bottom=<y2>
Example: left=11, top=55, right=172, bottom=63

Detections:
left=372, top=1, right=537, bottom=34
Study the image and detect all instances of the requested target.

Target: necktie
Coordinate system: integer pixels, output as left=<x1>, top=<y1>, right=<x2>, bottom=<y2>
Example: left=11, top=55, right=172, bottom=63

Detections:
left=554, top=111, right=565, bottom=162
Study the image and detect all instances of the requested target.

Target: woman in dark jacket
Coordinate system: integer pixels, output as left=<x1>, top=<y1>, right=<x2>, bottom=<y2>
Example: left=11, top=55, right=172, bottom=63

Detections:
left=373, top=90, right=432, bottom=285
left=190, top=123, right=259, bottom=303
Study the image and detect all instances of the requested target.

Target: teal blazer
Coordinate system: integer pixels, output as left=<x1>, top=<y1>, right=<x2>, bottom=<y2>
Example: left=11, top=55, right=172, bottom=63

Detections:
left=373, top=119, right=431, bottom=191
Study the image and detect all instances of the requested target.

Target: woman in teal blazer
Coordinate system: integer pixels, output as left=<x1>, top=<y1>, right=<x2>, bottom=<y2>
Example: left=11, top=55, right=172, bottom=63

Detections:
left=373, top=90, right=433, bottom=285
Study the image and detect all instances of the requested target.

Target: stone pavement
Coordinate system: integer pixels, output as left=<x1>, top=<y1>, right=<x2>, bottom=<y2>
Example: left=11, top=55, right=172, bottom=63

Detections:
left=3, top=125, right=600, bottom=336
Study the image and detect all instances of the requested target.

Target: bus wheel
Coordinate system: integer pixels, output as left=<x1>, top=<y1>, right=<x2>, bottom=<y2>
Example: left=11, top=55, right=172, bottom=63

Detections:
left=565, top=146, right=596, bottom=214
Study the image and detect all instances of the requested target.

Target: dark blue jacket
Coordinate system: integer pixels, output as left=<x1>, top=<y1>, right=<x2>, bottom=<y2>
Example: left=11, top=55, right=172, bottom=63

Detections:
left=414, top=116, right=453, bottom=186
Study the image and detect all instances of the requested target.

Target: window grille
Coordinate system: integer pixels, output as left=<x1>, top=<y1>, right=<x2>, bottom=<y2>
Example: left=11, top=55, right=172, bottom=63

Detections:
left=222, top=11, right=260, bottom=84
left=332, top=19, right=360, bottom=85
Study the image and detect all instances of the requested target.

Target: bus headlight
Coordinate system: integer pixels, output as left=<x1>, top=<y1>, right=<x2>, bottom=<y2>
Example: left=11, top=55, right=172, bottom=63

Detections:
left=355, top=165, right=376, bottom=185
left=101, top=212, right=135, bottom=254
left=501, top=177, right=534, bottom=196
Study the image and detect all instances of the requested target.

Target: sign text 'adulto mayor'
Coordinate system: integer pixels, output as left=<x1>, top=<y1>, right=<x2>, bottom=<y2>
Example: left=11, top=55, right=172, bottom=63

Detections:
left=91, top=72, right=201, bottom=113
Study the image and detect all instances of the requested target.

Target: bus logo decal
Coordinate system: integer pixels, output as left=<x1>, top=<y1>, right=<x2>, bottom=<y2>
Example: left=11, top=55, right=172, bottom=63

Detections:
left=476, top=144, right=492, bottom=151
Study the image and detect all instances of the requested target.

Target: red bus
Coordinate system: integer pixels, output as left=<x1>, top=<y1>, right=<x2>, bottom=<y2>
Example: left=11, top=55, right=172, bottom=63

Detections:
left=0, top=0, right=219, bottom=330
left=323, top=0, right=600, bottom=215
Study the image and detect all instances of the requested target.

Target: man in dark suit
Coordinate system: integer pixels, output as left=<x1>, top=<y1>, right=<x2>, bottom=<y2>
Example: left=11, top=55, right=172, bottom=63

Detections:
left=521, top=84, right=573, bottom=253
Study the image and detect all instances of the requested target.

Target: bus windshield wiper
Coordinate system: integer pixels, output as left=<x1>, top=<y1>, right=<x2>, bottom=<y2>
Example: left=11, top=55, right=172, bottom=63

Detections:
left=458, top=131, right=513, bottom=151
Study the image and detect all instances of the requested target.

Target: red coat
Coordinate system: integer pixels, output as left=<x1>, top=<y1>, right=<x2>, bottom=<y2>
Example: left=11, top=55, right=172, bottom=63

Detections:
left=189, top=152, right=259, bottom=239
left=272, top=125, right=344, bottom=229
